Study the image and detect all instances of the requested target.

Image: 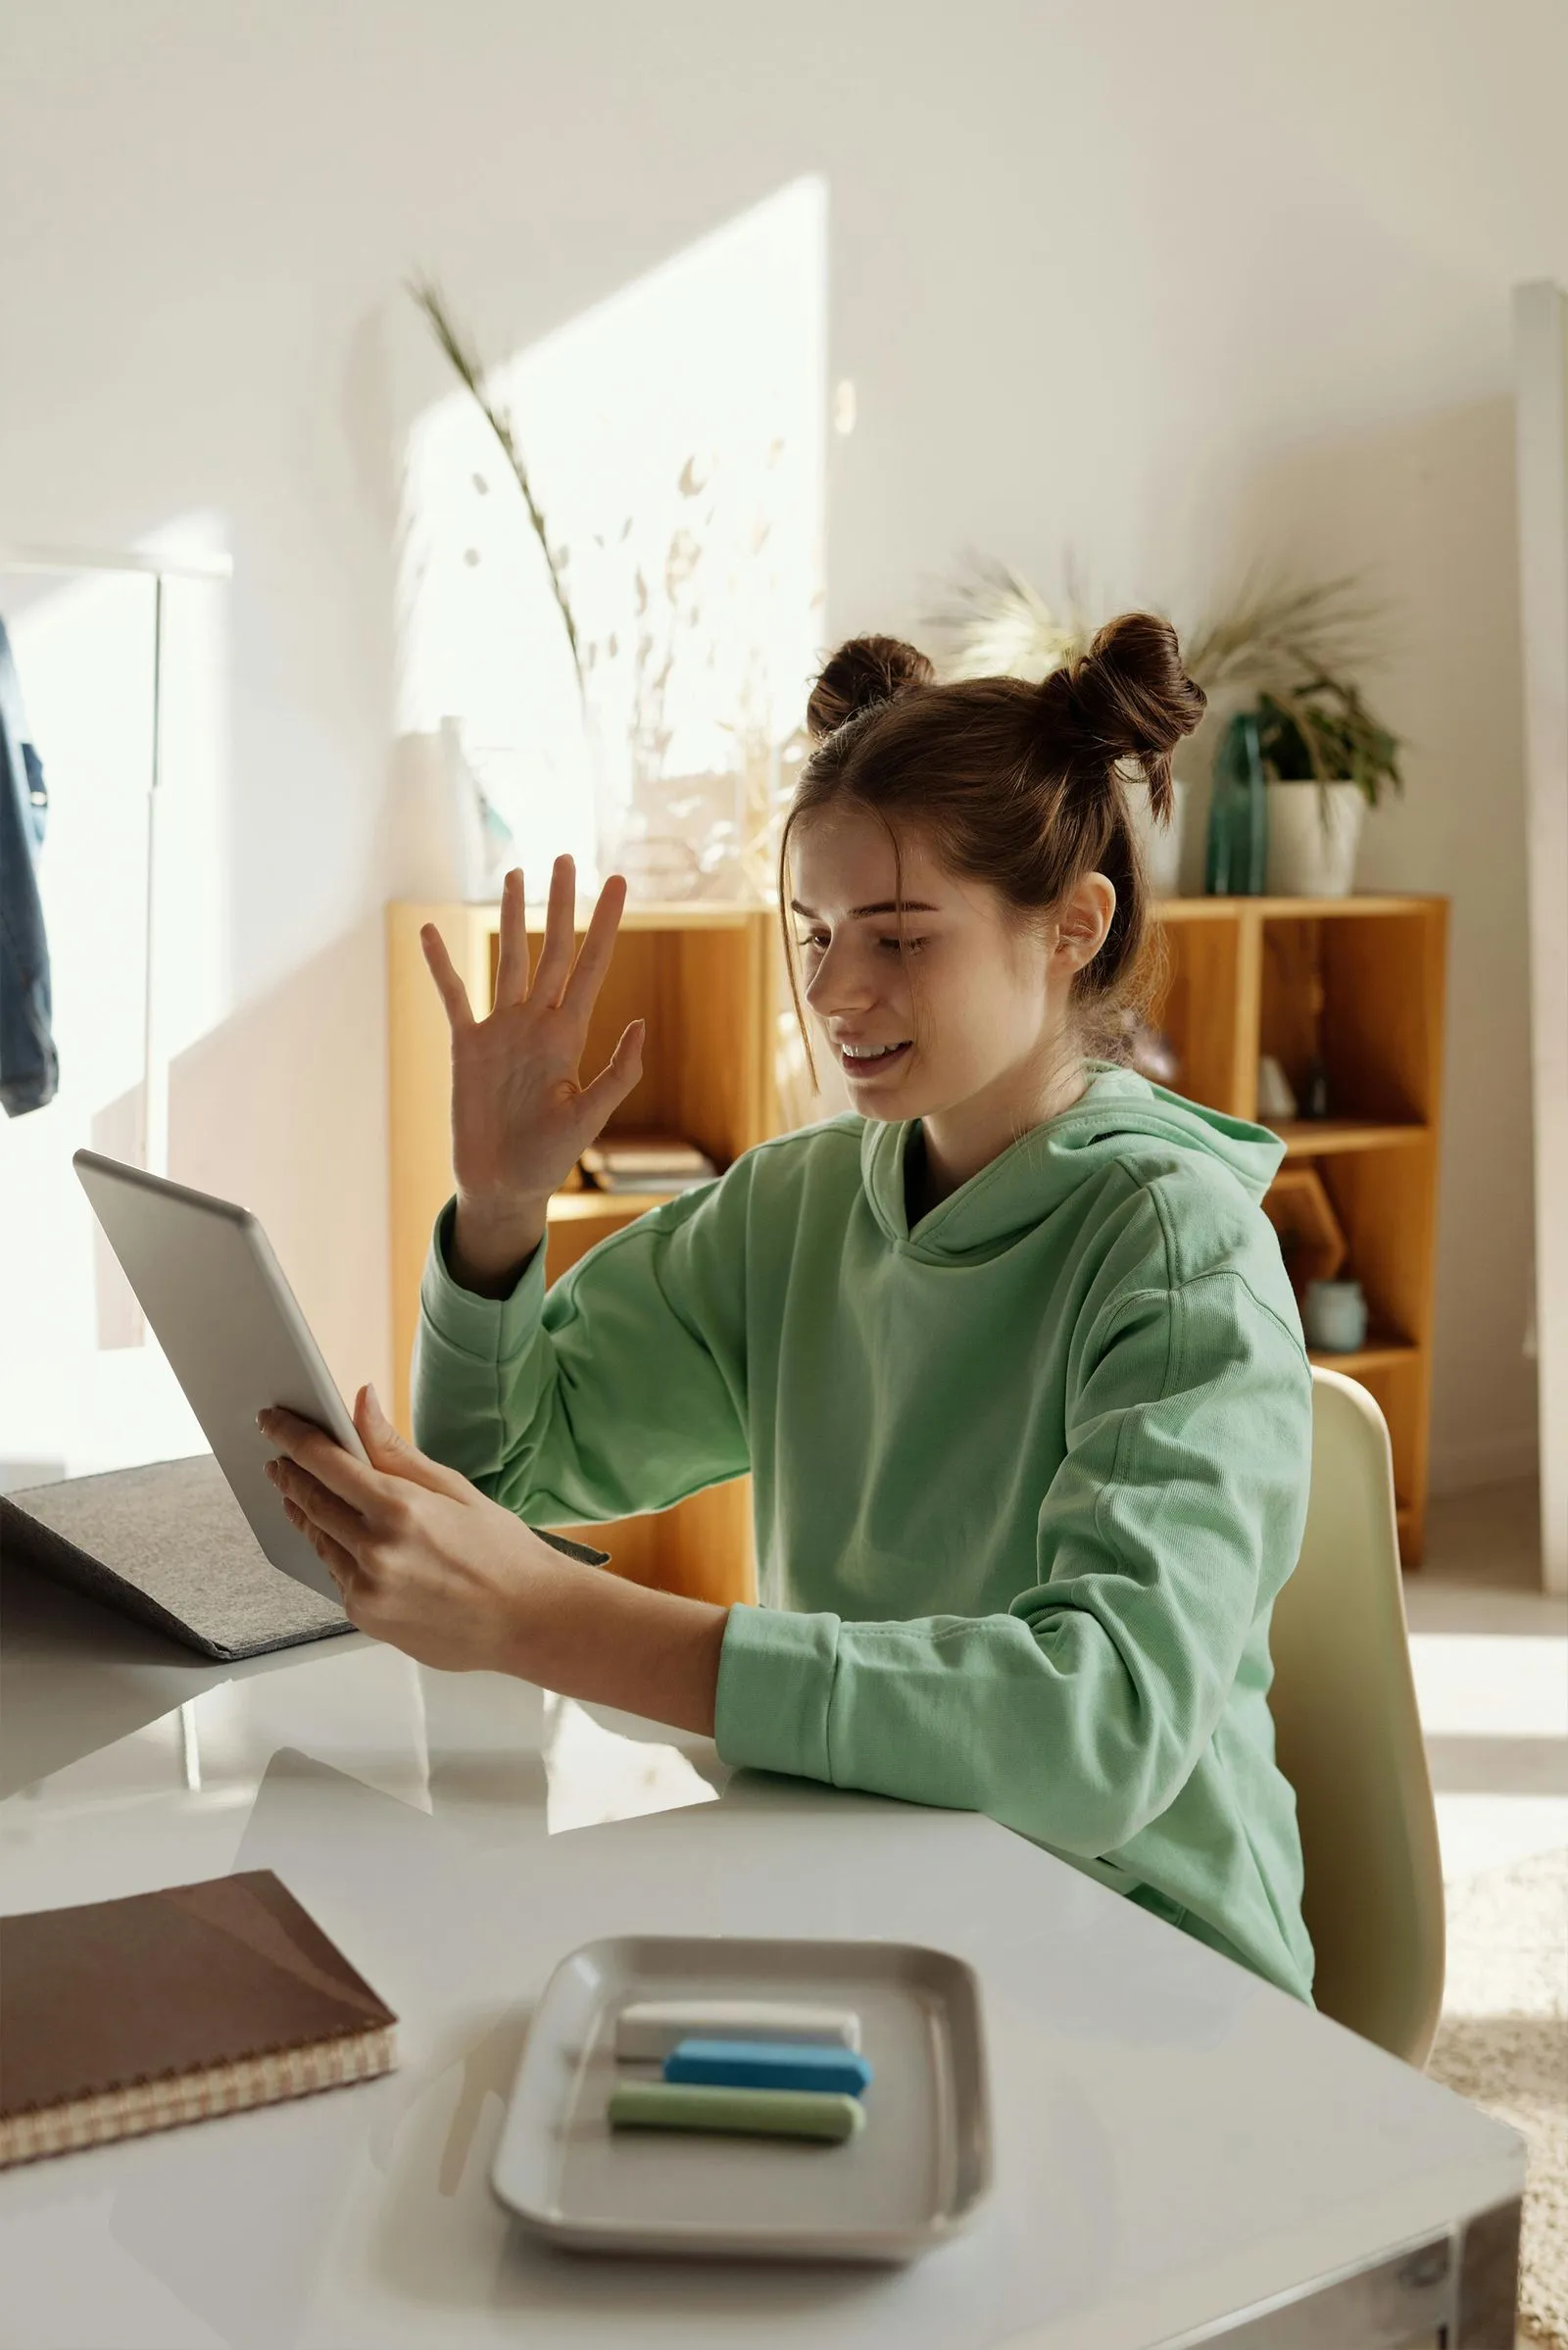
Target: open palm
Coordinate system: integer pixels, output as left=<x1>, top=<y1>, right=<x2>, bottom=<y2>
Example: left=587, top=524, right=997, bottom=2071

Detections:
left=420, top=856, right=645, bottom=1212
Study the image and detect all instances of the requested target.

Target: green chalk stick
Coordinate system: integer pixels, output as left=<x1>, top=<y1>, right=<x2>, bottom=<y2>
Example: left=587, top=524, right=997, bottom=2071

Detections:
left=607, top=2081, right=865, bottom=2143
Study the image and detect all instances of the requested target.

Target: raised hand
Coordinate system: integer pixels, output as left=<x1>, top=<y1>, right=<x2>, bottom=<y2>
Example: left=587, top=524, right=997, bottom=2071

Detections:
left=419, top=856, right=644, bottom=1289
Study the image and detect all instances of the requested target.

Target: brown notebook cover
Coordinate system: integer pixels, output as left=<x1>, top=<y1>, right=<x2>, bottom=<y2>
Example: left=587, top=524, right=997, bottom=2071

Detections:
left=0, top=1869, right=397, bottom=2167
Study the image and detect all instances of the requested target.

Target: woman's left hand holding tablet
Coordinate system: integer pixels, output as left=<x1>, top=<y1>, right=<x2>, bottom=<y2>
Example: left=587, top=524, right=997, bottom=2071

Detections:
left=257, top=1386, right=582, bottom=1675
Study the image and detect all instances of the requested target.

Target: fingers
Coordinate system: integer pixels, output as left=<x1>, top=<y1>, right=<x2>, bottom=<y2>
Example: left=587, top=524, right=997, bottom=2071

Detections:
left=530, top=855, right=578, bottom=1006
left=560, top=870, right=627, bottom=1024
left=278, top=1496, right=361, bottom=1602
left=268, top=1457, right=368, bottom=1560
left=258, top=1408, right=394, bottom=1519
left=492, top=868, right=532, bottom=1007
left=352, top=1384, right=469, bottom=1498
left=576, top=1019, right=647, bottom=1134
left=419, top=922, right=475, bottom=1033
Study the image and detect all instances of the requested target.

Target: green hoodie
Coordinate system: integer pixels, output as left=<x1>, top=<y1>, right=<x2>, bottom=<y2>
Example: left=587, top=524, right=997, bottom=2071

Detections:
left=412, top=1067, right=1316, bottom=2003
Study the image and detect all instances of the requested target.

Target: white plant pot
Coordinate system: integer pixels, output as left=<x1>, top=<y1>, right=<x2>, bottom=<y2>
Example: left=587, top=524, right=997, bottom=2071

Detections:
left=388, top=730, right=471, bottom=900
left=387, top=720, right=514, bottom=900
left=1128, top=775, right=1188, bottom=897
left=1265, top=781, right=1366, bottom=899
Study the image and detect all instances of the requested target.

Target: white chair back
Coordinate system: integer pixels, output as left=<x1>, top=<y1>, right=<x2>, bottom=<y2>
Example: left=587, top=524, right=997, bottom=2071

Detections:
left=1268, top=1369, right=1446, bottom=2065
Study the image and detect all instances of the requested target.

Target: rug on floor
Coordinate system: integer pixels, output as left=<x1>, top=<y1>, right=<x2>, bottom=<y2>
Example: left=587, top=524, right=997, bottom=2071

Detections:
left=1425, top=1846, right=1568, bottom=2349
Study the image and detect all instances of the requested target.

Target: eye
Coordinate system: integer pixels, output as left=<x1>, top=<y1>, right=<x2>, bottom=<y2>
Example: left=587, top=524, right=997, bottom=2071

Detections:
left=793, top=932, right=829, bottom=953
left=879, top=936, right=928, bottom=954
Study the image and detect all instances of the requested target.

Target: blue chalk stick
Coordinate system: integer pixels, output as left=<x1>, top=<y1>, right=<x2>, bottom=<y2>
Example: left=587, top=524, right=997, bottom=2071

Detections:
left=662, top=2036, right=873, bottom=2097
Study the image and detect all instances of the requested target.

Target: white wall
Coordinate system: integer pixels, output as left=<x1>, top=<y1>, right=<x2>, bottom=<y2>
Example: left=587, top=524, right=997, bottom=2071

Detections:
left=1, top=0, right=1562, bottom=1488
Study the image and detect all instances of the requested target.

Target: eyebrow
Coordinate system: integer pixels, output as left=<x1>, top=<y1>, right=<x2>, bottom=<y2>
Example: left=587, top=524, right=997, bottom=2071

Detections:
left=790, top=900, right=942, bottom=920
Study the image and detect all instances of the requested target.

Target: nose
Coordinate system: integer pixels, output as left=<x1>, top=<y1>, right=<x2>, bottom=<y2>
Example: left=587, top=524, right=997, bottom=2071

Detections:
left=804, top=935, right=876, bottom=1018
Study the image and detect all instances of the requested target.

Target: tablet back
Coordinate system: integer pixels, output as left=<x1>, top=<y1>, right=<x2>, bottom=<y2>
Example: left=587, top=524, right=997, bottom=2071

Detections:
left=73, top=1151, right=364, bottom=1601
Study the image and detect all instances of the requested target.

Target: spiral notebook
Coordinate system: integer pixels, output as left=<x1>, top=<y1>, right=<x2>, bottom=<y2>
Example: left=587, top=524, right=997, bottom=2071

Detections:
left=0, top=1870, right=397, bottom=2168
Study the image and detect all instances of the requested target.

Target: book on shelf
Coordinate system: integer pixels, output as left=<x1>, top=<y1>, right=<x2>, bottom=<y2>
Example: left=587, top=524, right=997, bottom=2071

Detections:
left=579, top=1130, right=717, bottom=1192
left=584, top=1168, right=717, bottom=1196
left=0, top=1870, right=397, bottom=2167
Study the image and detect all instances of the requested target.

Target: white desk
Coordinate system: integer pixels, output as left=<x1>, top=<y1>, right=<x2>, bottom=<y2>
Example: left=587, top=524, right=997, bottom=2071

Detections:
left=0, top=1560, right=1523, bottom=2349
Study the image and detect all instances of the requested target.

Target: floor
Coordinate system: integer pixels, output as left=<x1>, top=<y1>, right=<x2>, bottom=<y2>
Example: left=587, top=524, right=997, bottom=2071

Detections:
left=1403, top=1485, right=1566, bottom=2350
left=1404, top=1479, right=1568, bottom=1884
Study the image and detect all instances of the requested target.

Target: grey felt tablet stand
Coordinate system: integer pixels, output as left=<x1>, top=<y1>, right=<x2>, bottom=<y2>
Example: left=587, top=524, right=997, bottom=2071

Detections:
left=0, top=1454, right=611, bottom=1663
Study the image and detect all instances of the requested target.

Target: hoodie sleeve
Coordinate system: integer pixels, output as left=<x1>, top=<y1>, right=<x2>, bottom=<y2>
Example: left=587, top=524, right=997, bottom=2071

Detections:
left=712, top=1256, right=1311, bottom=1859
left=411, top=1182, right=750, bottom=1523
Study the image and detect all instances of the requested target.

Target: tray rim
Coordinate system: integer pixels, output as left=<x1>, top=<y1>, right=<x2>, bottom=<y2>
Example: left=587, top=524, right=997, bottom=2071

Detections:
left=490, top=1931, right=994, bottom=2263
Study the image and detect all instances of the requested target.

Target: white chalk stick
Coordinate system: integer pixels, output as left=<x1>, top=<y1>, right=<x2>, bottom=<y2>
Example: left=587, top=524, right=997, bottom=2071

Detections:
left=612, top=1999, right=860, bottom=2063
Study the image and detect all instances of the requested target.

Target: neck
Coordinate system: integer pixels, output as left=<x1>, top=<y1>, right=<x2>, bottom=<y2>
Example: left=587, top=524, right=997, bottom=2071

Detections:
left=914, top=1047, right=1090, bottom=1214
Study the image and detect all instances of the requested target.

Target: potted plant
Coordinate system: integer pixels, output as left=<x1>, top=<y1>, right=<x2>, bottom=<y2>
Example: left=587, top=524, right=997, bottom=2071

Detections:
left=933, top=564, right=1403, bottom=898
left=1250, top=680, right=1403, bottom=898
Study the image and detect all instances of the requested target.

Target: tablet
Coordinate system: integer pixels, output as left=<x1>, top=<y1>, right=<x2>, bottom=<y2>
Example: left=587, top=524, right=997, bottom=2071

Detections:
left=73, top=1151, right=609, bottom=1602
left=73, top=1151, right=380, bottom=1602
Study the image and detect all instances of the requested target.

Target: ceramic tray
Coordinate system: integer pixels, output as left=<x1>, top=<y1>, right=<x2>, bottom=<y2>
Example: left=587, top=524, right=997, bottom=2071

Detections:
left=490, top=1933, right=992, bottom=2263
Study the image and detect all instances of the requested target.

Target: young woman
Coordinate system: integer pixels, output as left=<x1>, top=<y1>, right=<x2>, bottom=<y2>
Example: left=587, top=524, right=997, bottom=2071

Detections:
left=260, top=612, right=1316, bottom=2003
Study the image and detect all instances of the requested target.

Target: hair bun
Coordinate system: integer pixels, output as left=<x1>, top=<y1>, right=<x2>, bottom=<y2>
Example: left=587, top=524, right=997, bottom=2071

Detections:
left=1043, top=612, right=1206, bottom=820
left=806, top=634, right=935, bottom=741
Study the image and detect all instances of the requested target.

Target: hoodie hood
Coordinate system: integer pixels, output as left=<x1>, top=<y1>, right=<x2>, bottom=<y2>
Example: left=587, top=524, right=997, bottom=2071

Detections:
left=859, top=1065, right=1286, bottom=1260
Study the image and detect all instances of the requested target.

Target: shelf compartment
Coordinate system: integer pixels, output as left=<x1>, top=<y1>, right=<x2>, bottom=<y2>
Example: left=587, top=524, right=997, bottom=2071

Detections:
left=1306, top=1333, right=1421, bottom=1376
left=1263, top=1166, right=1347, bottom=1292
left=547, top=1191, right=686, bottom=1222
left=543, top=1189, right=695, bottom=1285
left=502, top=917, right=767, bottom=1173
left=1313, top=1151, right=1436, bottom=1360
left=1156, top=894, right=1439, bottom=923
left=1315, top=1346, right=1426, bottom=1561
left=1147, top=913, right=1259, bottom=1116
left=1272, top=1119, right=1430, bottom=1157
left=1259, top=906, right=1446, bottom=1129
left=547, top=1478, right=753, bottom=1607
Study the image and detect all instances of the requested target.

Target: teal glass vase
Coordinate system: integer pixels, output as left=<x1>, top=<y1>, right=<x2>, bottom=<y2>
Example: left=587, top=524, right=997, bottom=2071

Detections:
left=1205, top=711, right=1269, bottom=896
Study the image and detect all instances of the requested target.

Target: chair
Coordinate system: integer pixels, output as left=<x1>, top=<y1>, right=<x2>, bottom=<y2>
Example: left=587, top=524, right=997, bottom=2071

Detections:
left=1267, top=1368, right=1446, bottom=2067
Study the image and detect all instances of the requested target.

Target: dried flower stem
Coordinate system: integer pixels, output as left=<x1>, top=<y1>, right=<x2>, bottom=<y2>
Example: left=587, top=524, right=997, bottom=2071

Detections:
left=409, top=276, right=586, bottom=707
left=1181, top=571, right=1391, bottom=701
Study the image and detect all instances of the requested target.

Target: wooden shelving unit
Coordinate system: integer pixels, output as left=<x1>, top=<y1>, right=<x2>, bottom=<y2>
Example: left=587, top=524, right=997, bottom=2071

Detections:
left=387, top=901, right=779, bottom=1608
left=389, top=889, right=1447, bottom=1589
left=1273, top=1119, right=1430, bottom=1157
left=1150, top=894, right=1447, bottom=1566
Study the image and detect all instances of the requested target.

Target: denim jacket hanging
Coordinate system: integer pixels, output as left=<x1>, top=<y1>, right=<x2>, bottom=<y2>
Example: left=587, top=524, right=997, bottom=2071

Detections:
left=0, top=616, right=59, bottom=1115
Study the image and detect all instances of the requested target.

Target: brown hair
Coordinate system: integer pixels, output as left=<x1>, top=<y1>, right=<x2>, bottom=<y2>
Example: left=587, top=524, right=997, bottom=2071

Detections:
left=778, top=612, right=1205, bottom=1080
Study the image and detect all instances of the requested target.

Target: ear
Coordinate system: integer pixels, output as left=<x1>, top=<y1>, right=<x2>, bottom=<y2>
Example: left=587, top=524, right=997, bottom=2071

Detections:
left=1052, top=873, right=1116, bottom=974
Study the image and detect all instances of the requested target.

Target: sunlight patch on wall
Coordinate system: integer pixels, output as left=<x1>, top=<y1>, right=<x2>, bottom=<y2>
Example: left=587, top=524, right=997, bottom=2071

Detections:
left=396, top=177, right=826, bottom=899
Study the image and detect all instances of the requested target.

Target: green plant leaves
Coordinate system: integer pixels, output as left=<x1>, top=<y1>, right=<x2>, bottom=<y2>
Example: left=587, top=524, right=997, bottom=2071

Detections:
left=1252, top=683, right=1402, bottom=808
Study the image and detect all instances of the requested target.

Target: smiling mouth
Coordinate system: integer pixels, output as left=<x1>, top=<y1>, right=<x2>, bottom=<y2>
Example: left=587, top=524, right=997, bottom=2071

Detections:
left=838, top=1041, right=912, bottom=1077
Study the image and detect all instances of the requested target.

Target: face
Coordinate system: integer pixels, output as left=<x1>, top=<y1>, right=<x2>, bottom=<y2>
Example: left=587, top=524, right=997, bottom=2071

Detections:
left=789, top=807, right=1107, bottom=1135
